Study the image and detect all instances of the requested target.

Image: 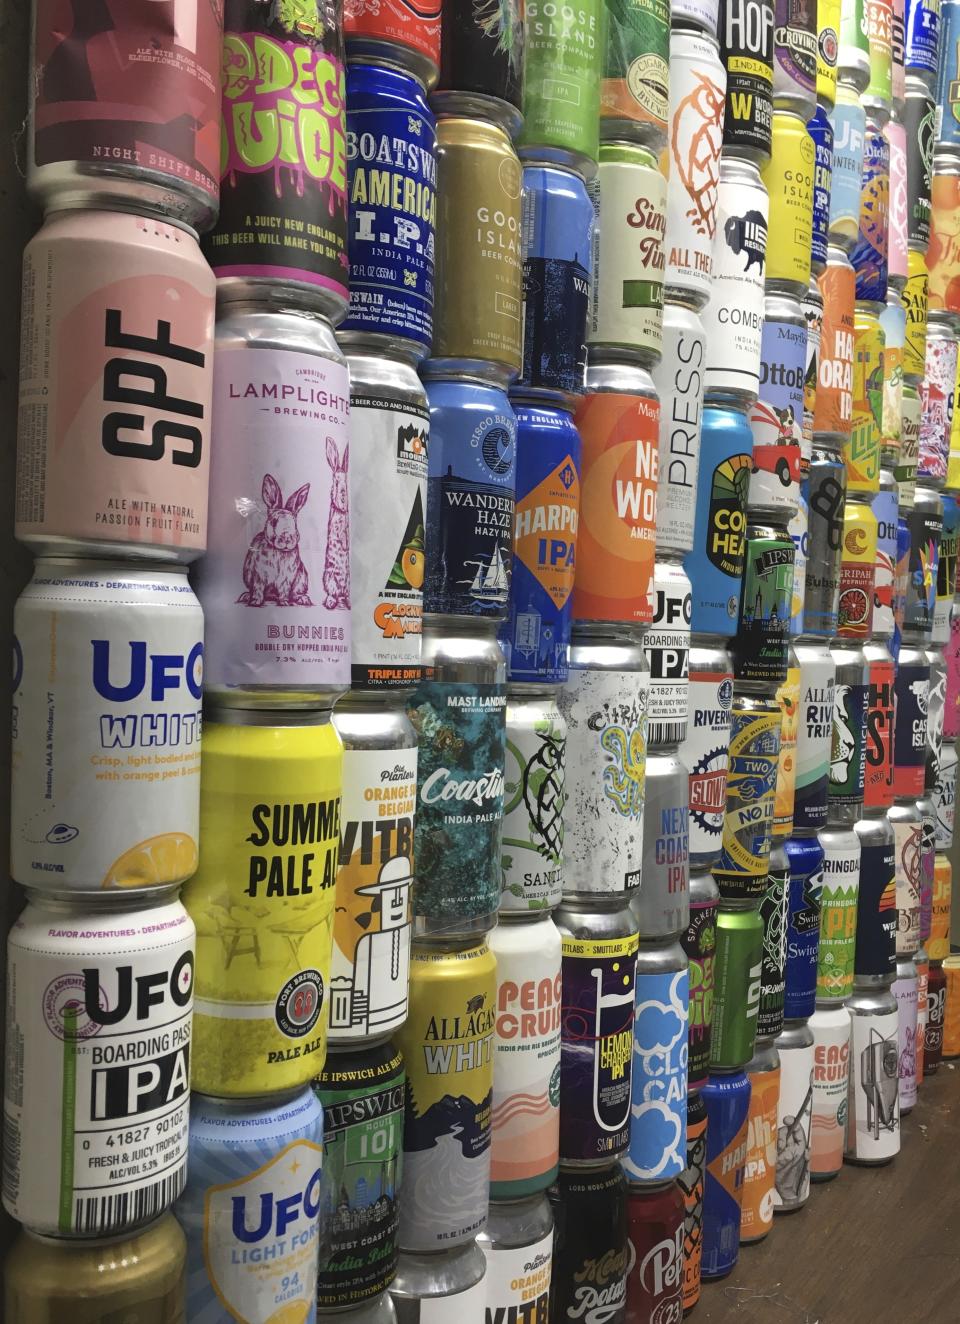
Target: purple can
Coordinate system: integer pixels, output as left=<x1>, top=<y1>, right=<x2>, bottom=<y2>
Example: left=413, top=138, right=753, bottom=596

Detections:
left=808, top=106, right=833, bottom=272
left=849, top=110, right=889, bottom=304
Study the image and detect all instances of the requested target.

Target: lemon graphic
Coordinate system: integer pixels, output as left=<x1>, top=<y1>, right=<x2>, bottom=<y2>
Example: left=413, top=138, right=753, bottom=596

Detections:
left=266, top=1302, right=311, bottom=1324
left=102, top=832, right=198, bottom=889
left=402, top=545, right=425, bottom=588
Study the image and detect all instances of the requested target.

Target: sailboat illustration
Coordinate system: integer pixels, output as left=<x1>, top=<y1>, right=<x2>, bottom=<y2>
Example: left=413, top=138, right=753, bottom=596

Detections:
left=590, top=965, right=635, bottom=1133
left=463, top=546, right=509, bottom=600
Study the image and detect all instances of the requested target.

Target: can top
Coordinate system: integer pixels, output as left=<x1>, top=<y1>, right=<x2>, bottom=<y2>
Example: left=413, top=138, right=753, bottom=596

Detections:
left=346, top=54, right=430, bottom=95
left=764, top=289, right=807, bottom=324
left=720, top=154, right=764, bottom=187
left=433, top=104, right=518, bottom=147
left=216, top=302, right=344, bottom=361
left=346, top=349, right=427, bottom=404
left=20, top=884, right=184, bottom=914
left=598, top=140, right=660, bottom=169
left=584, top=357, right=656, bottom=396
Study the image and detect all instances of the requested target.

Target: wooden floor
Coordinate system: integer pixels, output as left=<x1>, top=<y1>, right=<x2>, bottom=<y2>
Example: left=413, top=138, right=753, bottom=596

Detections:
left=694, top=1063, right=960, bottom=1324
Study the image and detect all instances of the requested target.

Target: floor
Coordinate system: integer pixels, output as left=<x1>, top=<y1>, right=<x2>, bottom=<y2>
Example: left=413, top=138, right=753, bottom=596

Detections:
left=693, top=1063, right=960, bottom=1323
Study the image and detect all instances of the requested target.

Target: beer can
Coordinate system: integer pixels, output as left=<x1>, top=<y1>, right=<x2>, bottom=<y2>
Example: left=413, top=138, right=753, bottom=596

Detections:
left=554, top=899, right=639, bottom=1163
left=927, top=165, right=960, bottom=316
left=646, top=560, right=693, bottom=746
left=846, top=301, right=885, bottom=494
left=814, top=249, right=857, bottom=440
left=783, top=834, right=825, bottom=1018
left=904, top=249, right=930, bottom=380
left=489, top=916, right=562, bottom=1197
left=518, top=0, right=603, bottom=171
left=817, top=824, right=862, bottom=999
left=897, top=384, right=923, bottom=506
left=757, top=846, right=790, bottom=1038
left=345, top=0, right=440, bottom=85
left=430, top=117, right=522, bottom=380
left=930, top=851, right=954, bottom=956
left=828, top=640, right=870, bottom=818
left=789, top=492, right=809, bottom=635
left=916, top=944, right=929, bottom=1082
left=761, top=111, right=815, bottom=294
left=837, top=495, right=879, bottom=638
left=892, top=954, right=919, bottom=1109
left=681, top=641, right=734, bottom=866
left=651, top=303, right=707, bottom=554
left=905, top=81, right=935, bottom=247
left=600, top=0, right=670, bottom=145
left=477, top=1195, right=553, bottom=1320
left=685, top=406, right=753, bottom=634
left=408, top=623, right=506, bottom=937
left=15, top=209, right=214, bottom=562
left=880, top=293, right=906, bottom=463
left=950, top=349, right=960, bottom=487
left=633, top=750, right=691, bottom=936
left=770, top=1019, right=815, bottom=1211
left=774, top=652, right=801, bottom=837
left=839, top=0, right=871, bottom=90
left=925, top=958, right=947, bottom=1066
left=548, top=1166, right=629, bottom=1319
left=802, top=281, right=824, bottom=456
left=936, top=0, right=960, bottom=147
left=573, top=361, right=660, bottom=624
left=946, top=955, right=960, bottom=1057
left=793, top=638, right=838, bottom=832
left=864, top=638, right=896, bottom=811
left=828, top=85, right=867, bottom=246
left=719, top=0, right=775, bottom=161
left=854, top=812, right=898, bottom=980
left=917, top=789, right=938, bottom=941
left=918, top=321, right=959, bottom=485
left=391, top=1241, right=487, bottom=1320
left=434, top=0, right=524, bottom=130
left=502, top=403, right=580, bottom=684
left=624, top=942, right=689, bottom=1182
left=809, top=107, right=834, bottom=273
left=748, top=292, right=806, bottom=516
left=680, top=1089, right=708, bottom=1311
left=662, top=30, right=726, bottom=308
left=935, top=742, right=957, bottom=848
left=11, top=560, right=202, bottom=891
left=886, top=115, right=910, bottom=285
left=850, top=113, right=891, bottom=303
left=772, top=0, right=818, bottom=110
left=714, top=696, right=781, bottom=898
left=866, top=0, right=894, bottom=101
left=739, top=1038, right=779, bottom=1243
left=731, top=522, right=795, bottom=686
left=893, top=0, right=906, bottom=104
left=904, top=483, right=943, bottom=634
left=677, top=0, right=723, bottom=32
left=905, top=0, right=940, bottom=80
left=501, top=688, right=566, bottom=913
left=519, top=165, right=594, bottom=399
left=934, top=493, right=960, bottom=643
left=624, top=1182, right=686, bottom=1320
left=810, top=1004, right=852, bottom=1179
left=802, top=445, right=847, bottom=635
left=844, top=985, right=901, bottom=1164
left=947, top=614, right=960, bottom=738
left=314, top=1042, right=405, bottom=1308
left=2, top=893, right=193, bottom=1237
left=893, top=641, right=930, bottom=795
left=682, top=869, right=721, bottom=1088
left=709, top=905, right=763, bottom=1067
left=699, top=1070, right=751, bottom=1280
left=873, top=468, right=900, bottom=639
left=926, top=645, right=947, bottom=783
left=889, top=797, right=923, bottom=953
left=818, top=0, right=842, bottom=107
left=703, top=157, right=769, bottom=401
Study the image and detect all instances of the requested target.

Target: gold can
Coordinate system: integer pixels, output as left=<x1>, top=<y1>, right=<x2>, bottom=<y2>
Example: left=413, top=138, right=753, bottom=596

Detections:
left=903, top=248, right=929, bottom=381
left=837, top=495, right=879, bottom=638
left=845, top=301, right=884, bottom=494
left=942, top=955, right=960, bottom=1057
left=817, top=0, right=840, bottom=108
left=929, top=852, right=953, bottom=960
left=773, top=660, right=800, bottom=839
left=761, top=111, right=815, bottom=293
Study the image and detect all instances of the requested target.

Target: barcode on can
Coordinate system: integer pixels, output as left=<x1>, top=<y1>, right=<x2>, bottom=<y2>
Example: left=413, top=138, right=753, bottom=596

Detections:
left=72, top=1167, right=185, bottom=1236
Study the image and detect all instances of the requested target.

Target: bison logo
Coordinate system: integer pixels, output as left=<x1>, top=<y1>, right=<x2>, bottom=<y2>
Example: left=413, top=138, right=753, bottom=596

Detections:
left=724, top=209, right=767, bottom=273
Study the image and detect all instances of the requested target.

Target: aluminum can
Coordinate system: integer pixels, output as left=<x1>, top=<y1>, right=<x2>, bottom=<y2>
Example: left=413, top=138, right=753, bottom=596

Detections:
left=887, top=117, right=909, bottom=287
left=894, top=0, right=906, bottom=108
left=748, top=293, right=806, bottom=516
left=828, top=86, right=867, bottom=244
left=854, top=813, right=898, bottom=980
left=903, top=482, right=943, bottom=633
left=560, top=627, right=650, bottom=893
left=808, top=107, right=834, bottom=273
left=925, top=958, right=947, bottom=1067
left=818, top=0, right=842, bottom=106
left=573, top=361, right=660, bottom=624
left=314, top=1042, right=405, bottom=1308
left=600, top=0, right=670, bottom=145
left=408, top=623, right=506, bottom=938
left=950, top=355, right=960, bottom=488
left=783, top=834, right=825, bottom=1018
left=866, top=0, right=895, bottom=100
left=773, top=654, right=801, bottom=837
left=837, top=495, right=879, bottom=638
left=893, top=642, right=930, bottom=796
left=421, top=375, right=516, bottom=621
left=28, top=0, right=221, bottom=226
left=948, top=614, right=960, bottom=738
left=772, top=0, right=818, bottom=108
left=710, top=906, right=763, bottom=1067
left=919, top=321, right=958, bottom=484
left=682, top=870, right=721, bottom=1089
left=916, top=945, right=929, bottom=1083
left=676, top=0, right=722, bottom=33
left=889, top=797, right=923, bottom=953
left=344, top=0, right=440, bottom=86
left=185, top=710, right=340, bottom=1094
left=3, top=893, right=192, bottom=1237
left=501, top=688, right=566, bottom=912
left=906, top=95, right=935, bottom=240
left=904, top=251, right=930, bottom=383
left=770, top=1020, right=815, bottom=1211
left=714, top=696, right=781, bottom=898
left=947, top=956, right=960, bottom=1055
left=390, top=1242, right=487, bottom=1321
left=197, top=308, right=351, bottom=701
left=395, top=942, right=495, bottom=1250
left=625, top=942, right=689, bottom=1182
left=11, top=560, right=202, bottom=891
left=5, top=1215, right=186, bottom=1324
left=681, top=642, right=735, bottom=865
left=930, top=851, right=954, bottom=956
left=489, top=916, right=562, bottom=1197
left=905, top=0, right=940, bottom=79
left=16, top=209, right=213, bottom=562
left=892, top=955, right=919, bottom=1109
left=761, top=111, right=815, bottom=296
left=703, top=158, right=769, bottom=401
left=624, top=1182, right=686, bottom=1320
left=898, top=384, right=923, bottom=511
left=680, top=1089, right=707, bottom=1311
left=918, top=790, right=937, bottom=941
left=802, top=446, right=847, bottom=635
left=934, top=493, right=960, bottom=642
left=502, top=404, right=580, bottom=684
left=864, top=638, right=896, bottom=810
left=788, top=493, right=809, bottom=635
left=828, top=639, right=870, bottom=818
left=429, top=117, right=522, bottom=380
left=646, top=560, right=693, bottom=745
left=757, top=846, right=790, bottom=1038
left=928, top=165, right=960, bottom=315
left=518, top=0, right=603, bottom=172
left=814, top=249, right=857, bottom=439
left=434, top=0, right=524, bottom=128
left=880, top=293, right=906, bottom=461
left=731, top=522, right=795, bottom=686
left=873, top=469, right=900, bottom=639
left=207, top=1, right=347, bottom=318
left=850, top=114, right=891, bottom=304
left=802, top=282, right=824, bottom=455
left=793, top=639, right=837, bottom=832
left=817, top=825, right=862, bottom=1000
left=519, top=165, right=593, bottom=399
left=810, top=1004, right=852, bottom=1179
left=739, top=1039, right=779, bottom=1243
left=651, top=303, right=706, bottom=554
left=935, top=741, right=957, bottom=848
left=685, top=406, right=753, bottom=634
left=699, top=1070, right=751, bottom=1280
left=936, top=0, right=960, bottom=146
left=477, top=1195, right=553, bottom=1321
left=633, top=751, right=690, bottom=935
left=844, top=985, right=901, bottom=1163
left=555, top=900, right=639, bottom=1164
left=846, top=302, right=885, bottom=495
left=548, top=1166, right=629, bottom=1320
left=662, top=30, right=726, bottom=307
left=719, top=0, right=775, bottom=160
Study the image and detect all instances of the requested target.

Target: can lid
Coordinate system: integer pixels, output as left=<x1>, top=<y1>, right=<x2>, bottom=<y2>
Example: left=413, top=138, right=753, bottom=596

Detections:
left=204, top=702, right=334, bottom=725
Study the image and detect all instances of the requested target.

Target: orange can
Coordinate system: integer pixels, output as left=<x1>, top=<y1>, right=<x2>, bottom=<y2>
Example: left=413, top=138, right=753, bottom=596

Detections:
left=941, top=956, right=960, bottom=1058
left=927, top=171, right=960, bottom=316
left=929, top=853, right=953, bottom=960
left=814, top=255, right=856, bottom=438
left=740, top=1045, right=780, bottom=1243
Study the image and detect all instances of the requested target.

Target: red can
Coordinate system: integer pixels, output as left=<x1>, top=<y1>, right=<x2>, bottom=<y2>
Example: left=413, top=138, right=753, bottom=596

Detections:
left=925, top=961, right=946, bottom=1073
left=344, top=0, right=441, bottom=87
left=864, top=641, right=895, bottom=812
left=626, top=1181, right=685, bottom=1323
left=679, top=1089, right=707, bottom=1314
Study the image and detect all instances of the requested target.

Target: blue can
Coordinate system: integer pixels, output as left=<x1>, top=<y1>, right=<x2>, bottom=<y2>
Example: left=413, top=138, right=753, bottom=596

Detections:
left=700, top=1070, right=751, bottom=1281
left=850, top=112, right=889, bottom=303
left=873, top=474, right=899, bottom=638
left=936, top=0, right=960, bottom=146
left=892, top=514, right=911, bottom=661
left=685, top=405, right=753, bottom=636
left=783, top=834, right=825, bottom=1020
left=502, top=403, right=581, bottom=682
left=624, top=949, right=689, bottom=1184
left=828, top=93, right=865, bottom=242
left=906, top=0, right=940, bottom=78
left=340, top=63, right=437, bottom=356
left=520, top=164, right=593, bottom=398
left=808, top=107, right=833, bottom=272
left=423, top=376, right=517, bottom=618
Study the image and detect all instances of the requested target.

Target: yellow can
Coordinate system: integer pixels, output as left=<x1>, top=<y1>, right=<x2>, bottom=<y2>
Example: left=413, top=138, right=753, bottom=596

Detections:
left=942, top=955, right=960, bottom=1057
left=929, top=852, right=953, bottom=960
left=184, top=709, right=343, bottom=1095
left=837, top=495, right=879, bottom=639
left=845, top=302, right=884, bottom=494
left=817, top=0, right=840, bottom=108
left=761, top=111, right=814, bottom=292
left=903, top=249, right=929, bottom=382
left=773, top=661, right=800, bottom=838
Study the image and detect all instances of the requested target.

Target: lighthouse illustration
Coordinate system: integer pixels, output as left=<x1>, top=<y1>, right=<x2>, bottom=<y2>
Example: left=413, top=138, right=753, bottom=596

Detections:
left=329, top=855, right=413, bottom=1035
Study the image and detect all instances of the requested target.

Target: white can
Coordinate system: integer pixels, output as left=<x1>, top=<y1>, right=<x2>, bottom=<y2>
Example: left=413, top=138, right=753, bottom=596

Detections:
left=672, top=0, right=720, bottom=35
left=11, top=559, right=203, bottom=892
left=651, top=303, right=707, bottom=555
left=2, top=892, right=194, bottom=1236
left=680, top=642, right=734, bottom=868
left=788, top=491, right=808, bottom=635
left=892, top=957, right=919, bottom=1113
left=771, top=1020, right=815, bottom=1211
left=809, top=1004, right=851, bottom=1180
left=935, top=742, right=957, bottom=850
left=501, top=689, right=566, bottom=913
left=646, top=559, right=693, bottom=747
left=845, top=988, right=900, bottom=1164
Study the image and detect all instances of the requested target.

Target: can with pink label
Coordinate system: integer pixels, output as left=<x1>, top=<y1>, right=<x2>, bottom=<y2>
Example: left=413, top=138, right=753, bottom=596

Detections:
left=918, top=322, right=958, bottom=487
left=884, top=116, right=908, bottom=290
left=15, top=207, right=215, bottom=562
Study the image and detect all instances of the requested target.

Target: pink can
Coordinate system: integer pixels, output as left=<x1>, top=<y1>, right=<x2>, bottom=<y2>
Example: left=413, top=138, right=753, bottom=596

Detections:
left=918, top=324, right=958, bottom=484
left=15, top=208, right=214, bottom=561
left=946, top=615, right=960, bottom=740
left=884, top=117, right=908, bottom=287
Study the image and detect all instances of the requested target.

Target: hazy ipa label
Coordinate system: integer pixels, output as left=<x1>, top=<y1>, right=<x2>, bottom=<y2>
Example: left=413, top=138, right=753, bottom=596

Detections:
left=817, top=839, right=860, bottom=998
left=741, top=1064, right=779, bottom=1239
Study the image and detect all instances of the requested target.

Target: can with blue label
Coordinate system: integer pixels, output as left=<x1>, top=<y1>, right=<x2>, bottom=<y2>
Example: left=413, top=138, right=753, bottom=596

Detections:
left=423, top=375, right=516, bottom=619
left=829, top=640, right=869, bottom=820
left=828, top=85, right=866, bottom=248
left=700, top=1070, right=751, bottom=1281
left=873, top=467, right=900, bottom=637
left=686, top=405, right=753, bottom=635
left=520, top=164, right=594, bottom=399
left=793, top=639, right=836, bottom=833
left=503, top=403, right=581, bottom=683
left=904, top=483, right=943, bottom=635
left=714, top=695, right=781, bottom=900
left=789, top=490, right=809, bottom=635
left=808, top=106, right=834, bottom=272
left=904, top=0, right=938, bottom=82
left=624, top=941, right=689, bottom=1183
left=935, top=0, right=960, bottom=147
left=850, top=109, right=890, bottom=302
left=731, top=523, right=796, bottom=686
left=783, top=833, right=824, bottom=1019
left=749, top=294, right=807, bottom=517
left=802, top=444, right=846, bottom=635
left=892, top=513, right=910, bottom=658
left=340, top=64, right=436, bottom=358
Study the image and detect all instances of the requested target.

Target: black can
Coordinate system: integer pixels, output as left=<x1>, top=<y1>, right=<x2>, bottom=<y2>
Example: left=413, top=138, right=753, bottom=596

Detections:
left=904, top=76, right=934, bottom=251
left=757, top=842, right=789, bottom=1039
left=904, top=485, right=943, bottom=638
left=802, top=444, right=846, bottom=636
left=720, top=0, right=775, bottom=161
left=853, top=816, right=897, bottom=981
left=549, top=1165, right=629, bottom=1320
left=435, top=0, right=525, bottom=131
left=731, top=523, right=795, bottom=685
left=682, top=869, right=720, bottom=1091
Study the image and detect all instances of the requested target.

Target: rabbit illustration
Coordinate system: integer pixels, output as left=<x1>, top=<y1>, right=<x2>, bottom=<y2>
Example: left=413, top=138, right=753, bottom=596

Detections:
left=322, top=439, right=350, bottom=610
left=238, top=474, right=312, bottom=607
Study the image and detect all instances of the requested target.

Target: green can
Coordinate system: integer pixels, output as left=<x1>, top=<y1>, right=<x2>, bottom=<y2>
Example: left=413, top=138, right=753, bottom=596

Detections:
left=520, top=0, right=606, bottom=174
left=816, top=825, right=861, bottom=1001
left=838, top=0, right=870, bottom=91
left=709, top=903, right=763, bottom=1069
left=731, top=523, right=796, bottom=687
left=600, top=0, right=670, bottom=147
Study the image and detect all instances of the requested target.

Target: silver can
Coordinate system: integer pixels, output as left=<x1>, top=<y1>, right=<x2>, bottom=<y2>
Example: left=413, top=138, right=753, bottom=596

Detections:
left=748, top=290, right=807, bottom=518
left=647, top=560, right=693, bottom=746
left=680, top=638, right=734, bottom=867
left=809, top=1004, right=851, bottom=1182
left=651, top=303, right=707, bottom=555
left=501, top=686, right=566, bottom=913
left=916, top=789, right=937, bottom=946
left=624, top=939, right=690, bottom=1182
left=771, top=1019, right=815, bottom=1213
left=892, top=955, right=919, bottom=1113
left=632, top=751, right=691, bottom=938
left=703, top=156, right=769, bottom=404
left=802, top=443, right=847, bottom=637
left=477, top=1195, right=553, bottom=1318
left=872, top=466, right=899, bottom=641
left=792, top=638, right=837, bottom=835
left=320, top=1294, right=398, bottom=1322
left=558, top=626, right=650, bottom=896
left=925, top=646, right=946, bottom=786
left=673, top=0, right=720, bottom=35
left=935, top=741, right=957, bottom=850
left=788, top=489, right=809, bottom=636
left=390, top=1242, right=487, bottom=1322
left=888, top=798, right=922, bottom=956
left=801, top=280, right=823, bottom=458
left=828, top=639, right=869, bottom=825
left=844, top=985, right=900, bottom=1165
